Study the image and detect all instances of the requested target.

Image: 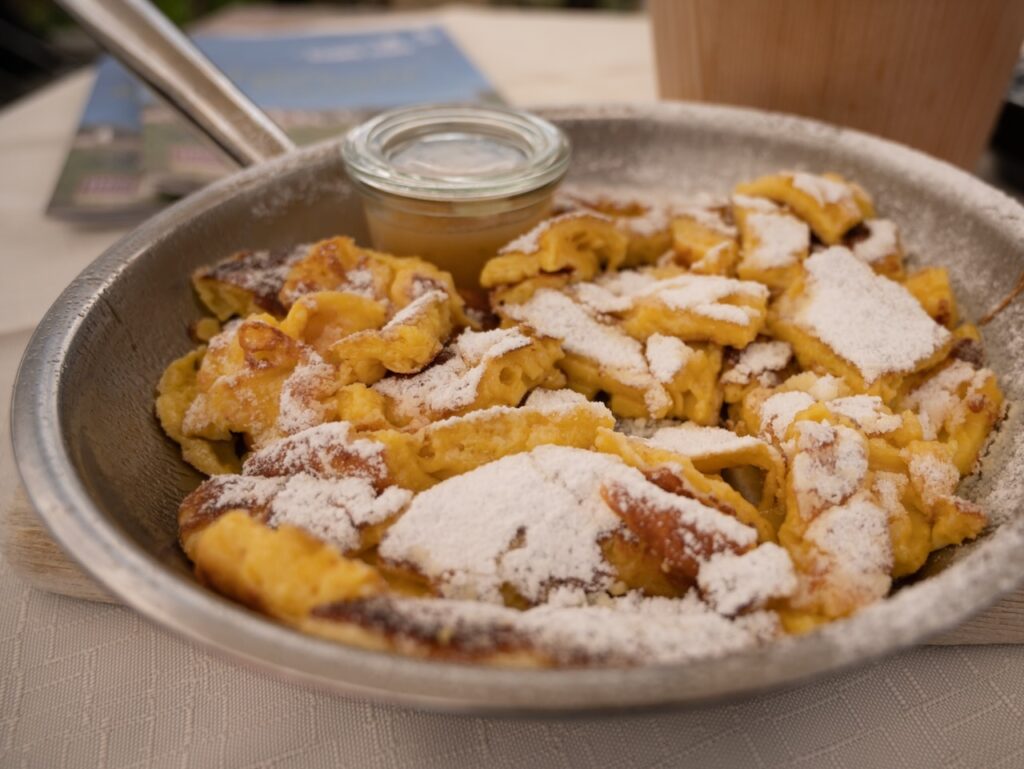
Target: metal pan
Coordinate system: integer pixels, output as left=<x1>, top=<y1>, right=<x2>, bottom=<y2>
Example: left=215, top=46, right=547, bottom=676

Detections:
left=12, top=1, right=1024, bottom=714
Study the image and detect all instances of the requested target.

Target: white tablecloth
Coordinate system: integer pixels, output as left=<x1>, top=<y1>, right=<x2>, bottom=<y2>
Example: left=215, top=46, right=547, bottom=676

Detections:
left=2, top=7, right=1022, bottom=767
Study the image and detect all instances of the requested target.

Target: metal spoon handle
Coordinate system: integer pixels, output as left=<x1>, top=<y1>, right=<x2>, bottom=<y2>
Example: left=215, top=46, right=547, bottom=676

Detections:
left=58, top=0, right=295, bottom=167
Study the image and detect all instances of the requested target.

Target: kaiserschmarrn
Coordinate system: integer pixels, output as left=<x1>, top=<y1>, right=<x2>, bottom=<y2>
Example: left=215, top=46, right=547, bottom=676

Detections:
left=157, top=170, right=1005, bottom=666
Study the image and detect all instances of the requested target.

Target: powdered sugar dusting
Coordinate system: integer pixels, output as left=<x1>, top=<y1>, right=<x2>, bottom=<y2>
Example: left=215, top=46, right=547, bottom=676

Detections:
left=214, top=105, right=1024, bottom=675
left=426, top=387, right=613, bottom=430
left=193, top=474, right=284, bottom=513
left=851, top=219, right=900, bottom=265
left=383, top=290, right=447, bottom=330
left=795, top=247, right=951, bottom=382
left=186, top=469, right=410, bottom=554
left=806, top=374, right=846, bottom=402
left=521, top=387, right=590, bottom=411
left=645, top=334, right=692, bottom=383
left=571, top=275, right=648, bottom=314
left=506, top=290, right=646, bottom=372
left=787, top=172, right=857, bottom=210
left=569, top=270, right=765, bottom=328
left=378, top=444, right=762, bottom=605
left=199, top=244, right=308, bottom=312
left=646, top=423, right=766, bottom=458
left=267, top=474, right=411, bottom=552
left=276, top=348, right=336, bottom=435
left=611, top=470, right=759, bottom=551
left=555, top=185, right=686, bottom=238
left=499, top=211, right=609, bottom=255
left=744, top=212, right=809, bottom=268
left=522, top=592, right=781, bottom=664
left=454, top=326, right=530, bottom=361
left=698, top=543, right=797, bottom=616
left=690, top=241, right=732, bottom=272
left=902, top=450, right=960, bottom=507
left=176, top=108, right=1024, bottom=674
left=673, top=205, right=738, bottom=237
left=569, top=269, right=653, bottom=311
left=372, top=327, right=532, bottom=421
left=325, top=590, right=783, bottom=665
left=803, top=493, right=893, bottom=605
left=338, top=265, right=376, bottom=298
left=637, top=273, right=767, bottom=325
left=502, top=289, right=670, bottom=416
left=902, top=360, right=993, bottom=440
left=243, top=421, right=389, bottom=484
left=760, top=391, right=815, bottom=440
left=733, top=194, right=781, bottom=213
left=378, top=446, right=627, bottom=603
left=721, top=340, right=792, bottom=386
left=827, top=395, right=902, bottom=435
left=789, top=421, right=869, bottom=520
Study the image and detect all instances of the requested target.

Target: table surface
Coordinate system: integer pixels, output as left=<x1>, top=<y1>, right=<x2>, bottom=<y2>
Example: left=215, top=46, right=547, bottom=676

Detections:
left=2, top=6, right=1023, bottom=768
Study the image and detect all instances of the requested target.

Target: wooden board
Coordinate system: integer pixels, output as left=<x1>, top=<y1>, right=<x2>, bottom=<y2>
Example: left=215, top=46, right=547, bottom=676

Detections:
left=2, top=489, right=115, bottom=603
left=648, top=0, right=1024, bottom=169
left=4, top=486, right=1024, bottom=643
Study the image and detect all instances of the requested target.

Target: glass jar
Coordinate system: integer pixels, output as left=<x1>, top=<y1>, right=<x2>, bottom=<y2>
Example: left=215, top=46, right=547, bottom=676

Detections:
left=341, top=105, right=571, bottom=288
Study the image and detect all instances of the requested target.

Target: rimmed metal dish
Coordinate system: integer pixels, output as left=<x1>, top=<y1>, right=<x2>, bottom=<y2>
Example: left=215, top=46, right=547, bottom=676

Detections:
left=12, top=101, right=1024, bottom=713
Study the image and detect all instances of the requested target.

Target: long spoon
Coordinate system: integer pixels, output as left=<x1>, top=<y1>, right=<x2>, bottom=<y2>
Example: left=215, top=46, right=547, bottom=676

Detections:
left=57, top=0, right=295, bottom=167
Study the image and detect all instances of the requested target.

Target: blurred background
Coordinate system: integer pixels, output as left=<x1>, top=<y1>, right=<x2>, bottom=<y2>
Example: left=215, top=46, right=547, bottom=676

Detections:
left=4, top=0, right=1022, bottom=219
left=0, top=0, right=641, bottom=105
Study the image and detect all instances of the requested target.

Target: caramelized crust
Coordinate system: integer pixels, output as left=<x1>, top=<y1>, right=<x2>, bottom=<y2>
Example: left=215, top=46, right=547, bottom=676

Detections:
left=181, top=316, right=338, bottom=449
left=193, top=245, right=308, bottom=320
left=242, top=422, right=392, bottom=488
left=305, top=597, right=549, bottom=666
left=278, top=236, right=392, bottom=308
left=178, top=474, right=278, bottom=541
left=602, top=480, right=752, bottom=585
left=595, top=428, right=775, bottom=543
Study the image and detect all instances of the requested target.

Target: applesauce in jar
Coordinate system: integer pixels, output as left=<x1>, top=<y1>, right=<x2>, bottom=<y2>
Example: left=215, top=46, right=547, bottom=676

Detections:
left=341, top=105, right=571, bottom=288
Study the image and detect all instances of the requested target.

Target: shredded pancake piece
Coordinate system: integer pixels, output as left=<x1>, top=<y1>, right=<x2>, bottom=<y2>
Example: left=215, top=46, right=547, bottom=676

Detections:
left=160, top=166, right=1005, bottom=668
left=772, top=247, right=952, bottom=387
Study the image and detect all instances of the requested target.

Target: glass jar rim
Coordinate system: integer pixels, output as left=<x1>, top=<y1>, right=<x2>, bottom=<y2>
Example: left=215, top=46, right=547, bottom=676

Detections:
left=341, top=104, right=571, bottom=202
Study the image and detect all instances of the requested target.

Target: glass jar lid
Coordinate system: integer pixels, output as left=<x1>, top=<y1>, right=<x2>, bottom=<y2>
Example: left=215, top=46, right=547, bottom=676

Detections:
left=341, top=104, right=571, bottom=202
